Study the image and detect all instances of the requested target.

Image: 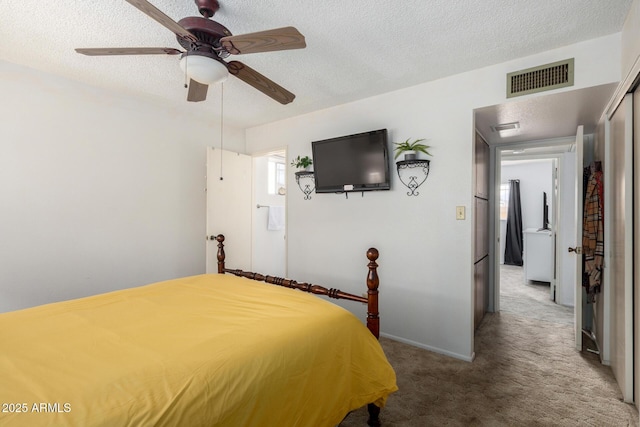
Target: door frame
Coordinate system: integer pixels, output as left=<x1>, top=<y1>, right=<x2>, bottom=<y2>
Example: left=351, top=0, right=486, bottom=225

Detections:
left=250, top=147, right=288, bottom=278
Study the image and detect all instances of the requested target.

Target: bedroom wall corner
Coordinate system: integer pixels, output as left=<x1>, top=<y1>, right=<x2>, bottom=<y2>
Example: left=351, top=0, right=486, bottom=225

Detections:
left=0, top=60, right=245, bottom=312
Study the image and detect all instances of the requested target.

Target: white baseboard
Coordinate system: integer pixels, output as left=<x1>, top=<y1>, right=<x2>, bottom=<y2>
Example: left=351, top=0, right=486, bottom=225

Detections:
left=380, top=332, right=474, bottom=362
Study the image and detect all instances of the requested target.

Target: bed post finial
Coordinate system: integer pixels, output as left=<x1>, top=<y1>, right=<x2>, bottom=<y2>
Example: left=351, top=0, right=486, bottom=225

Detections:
left=216, top=234, right=226, bottom=274
left=366, top=248, right=380, bottom=339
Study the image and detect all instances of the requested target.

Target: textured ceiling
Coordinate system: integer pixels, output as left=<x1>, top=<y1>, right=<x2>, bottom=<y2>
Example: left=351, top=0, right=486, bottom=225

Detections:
left=475, top=82, right=618, bottom=145
left=0, top=0, right=633, bottom=130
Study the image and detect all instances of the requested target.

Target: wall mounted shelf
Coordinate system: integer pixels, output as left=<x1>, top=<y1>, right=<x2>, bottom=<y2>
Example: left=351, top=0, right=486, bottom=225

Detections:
left=294, top=171, right=315, bottom=200
left=396, top=159, right=430, bottom=196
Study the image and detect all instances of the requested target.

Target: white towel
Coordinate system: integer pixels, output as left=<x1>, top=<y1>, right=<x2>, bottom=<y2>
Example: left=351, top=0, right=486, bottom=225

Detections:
left=267, top=206, right=285, bottom=231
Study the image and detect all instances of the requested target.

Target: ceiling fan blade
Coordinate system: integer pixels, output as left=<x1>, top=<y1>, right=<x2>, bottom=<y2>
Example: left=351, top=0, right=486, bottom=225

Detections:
left=187, top=79, right=209, bottom=102
left=125, top=0, right=198, bottom=43
left=227, top=61, right=295, bottom=105
left=220, top=26, right=306, bottom=55
left=75, top=47, right=182, bottom=56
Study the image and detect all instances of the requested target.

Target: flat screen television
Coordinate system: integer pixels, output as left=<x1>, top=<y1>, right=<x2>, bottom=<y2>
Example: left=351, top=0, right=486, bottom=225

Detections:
left=311, top=129, right=390, bottom=193
left=542, top=191, right=550, bottom=230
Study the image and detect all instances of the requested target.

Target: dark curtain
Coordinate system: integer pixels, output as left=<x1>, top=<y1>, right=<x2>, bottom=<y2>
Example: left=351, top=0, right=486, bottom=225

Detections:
left=504, top=179, right=523, bottom=266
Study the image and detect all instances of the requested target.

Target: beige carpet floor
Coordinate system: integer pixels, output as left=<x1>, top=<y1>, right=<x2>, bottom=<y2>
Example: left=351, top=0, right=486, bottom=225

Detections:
left=340, top=265, right=638, bottom=426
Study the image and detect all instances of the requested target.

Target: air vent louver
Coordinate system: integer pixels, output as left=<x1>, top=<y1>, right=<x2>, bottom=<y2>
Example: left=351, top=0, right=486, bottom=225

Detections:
left=507, top=58, right=574, bottom=98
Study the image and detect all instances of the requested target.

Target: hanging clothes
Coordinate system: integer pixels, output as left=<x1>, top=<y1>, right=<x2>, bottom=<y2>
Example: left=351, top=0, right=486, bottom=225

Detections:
left=582, top=161, right=604, bottom=302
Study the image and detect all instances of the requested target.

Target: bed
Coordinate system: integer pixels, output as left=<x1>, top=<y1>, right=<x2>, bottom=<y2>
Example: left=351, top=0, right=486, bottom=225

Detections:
left=0, top=235, right=397, bottom=426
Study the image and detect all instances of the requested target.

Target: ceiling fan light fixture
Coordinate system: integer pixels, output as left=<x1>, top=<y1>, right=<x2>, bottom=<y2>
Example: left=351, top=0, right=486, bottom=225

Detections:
left=75, top=0, right=305, bottom=104
left=179, top=52, right=229, bottom=85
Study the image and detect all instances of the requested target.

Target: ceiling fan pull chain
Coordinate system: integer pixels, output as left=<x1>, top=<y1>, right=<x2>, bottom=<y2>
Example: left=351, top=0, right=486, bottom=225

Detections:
left=183, top=55, right=188, bottom=88
left=219, top=82, right=224, bottom=181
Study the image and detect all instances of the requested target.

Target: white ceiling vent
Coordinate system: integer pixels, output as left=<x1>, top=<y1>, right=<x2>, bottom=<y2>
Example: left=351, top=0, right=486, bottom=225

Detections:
left=507, top=58, right=574, bottom=98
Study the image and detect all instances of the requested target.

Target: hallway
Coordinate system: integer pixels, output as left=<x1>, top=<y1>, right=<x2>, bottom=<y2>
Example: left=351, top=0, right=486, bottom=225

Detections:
left=500, top=264, right=573, bottom=325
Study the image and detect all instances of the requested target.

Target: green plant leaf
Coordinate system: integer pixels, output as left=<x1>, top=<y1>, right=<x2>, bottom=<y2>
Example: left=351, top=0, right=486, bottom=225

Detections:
left=291, top=155, right=313, bottom=168
left=393, top=138, right=432, bottom=158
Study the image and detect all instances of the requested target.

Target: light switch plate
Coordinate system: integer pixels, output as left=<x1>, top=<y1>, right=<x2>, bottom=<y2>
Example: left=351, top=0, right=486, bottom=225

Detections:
left=456, top=206, right=465, bottom=220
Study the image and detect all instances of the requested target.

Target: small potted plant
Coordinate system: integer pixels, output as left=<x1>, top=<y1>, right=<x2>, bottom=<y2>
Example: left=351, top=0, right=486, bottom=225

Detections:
left=291, top=155, right=313, bottom=171
left=393, top=138, right=432, bottom=161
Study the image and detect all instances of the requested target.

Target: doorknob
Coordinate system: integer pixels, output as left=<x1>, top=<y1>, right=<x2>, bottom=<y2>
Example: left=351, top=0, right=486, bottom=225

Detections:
left=568, top=246, right=582, bottom=254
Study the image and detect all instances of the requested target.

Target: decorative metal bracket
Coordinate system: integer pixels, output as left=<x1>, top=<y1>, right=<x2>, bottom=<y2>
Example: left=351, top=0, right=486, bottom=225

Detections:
left=396, top=160, right=430, bottom=196
left=294, top=171, right=315, bottom=200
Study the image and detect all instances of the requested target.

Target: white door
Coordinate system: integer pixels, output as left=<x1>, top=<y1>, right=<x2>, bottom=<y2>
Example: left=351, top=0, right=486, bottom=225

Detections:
left=570, top=125, right=584, bottom=351
left=550, top=162, right=558, bottom=302
left=608, top=94, right=634, bottom=402
left=206, top=147, right=252, bottom=273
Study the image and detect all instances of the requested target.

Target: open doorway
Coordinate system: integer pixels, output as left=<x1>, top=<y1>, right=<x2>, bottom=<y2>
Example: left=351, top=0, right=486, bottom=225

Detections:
left=474, top=80, right=639, bottom=405
left=491, top=132, right=603, bottom=356
left=473, top=82, right=615, bottom=321
left=252, top=149, right=287, bottom=277
left=498, top=152, right=574, bottom=326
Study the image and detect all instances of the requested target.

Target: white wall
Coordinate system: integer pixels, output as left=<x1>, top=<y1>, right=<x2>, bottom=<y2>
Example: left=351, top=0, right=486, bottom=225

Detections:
left=0, top=60, right=245, bottom=312
left=500, top=160, right=554, bottom=263
left=245, top=34, right=621, bottom=360
left=501, top=160, right=554, bottom=229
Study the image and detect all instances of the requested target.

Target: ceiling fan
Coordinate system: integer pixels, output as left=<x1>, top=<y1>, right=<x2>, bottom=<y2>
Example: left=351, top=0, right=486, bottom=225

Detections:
left=76, top=0, right=306, bottom=104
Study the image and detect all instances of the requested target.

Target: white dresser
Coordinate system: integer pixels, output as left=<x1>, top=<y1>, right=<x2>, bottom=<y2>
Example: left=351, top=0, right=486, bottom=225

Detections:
left=523, top=228, right=554, bottom=283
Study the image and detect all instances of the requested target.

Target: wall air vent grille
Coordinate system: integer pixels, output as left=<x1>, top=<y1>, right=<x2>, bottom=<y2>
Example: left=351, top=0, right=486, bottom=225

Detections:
left=507, top=58, right=574, bottom=98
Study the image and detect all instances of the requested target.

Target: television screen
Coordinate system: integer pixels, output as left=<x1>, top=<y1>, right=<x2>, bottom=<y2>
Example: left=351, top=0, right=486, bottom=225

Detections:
left=542, top=191, right=550, bottom=230
left=311, top=129, right=390, bottom=193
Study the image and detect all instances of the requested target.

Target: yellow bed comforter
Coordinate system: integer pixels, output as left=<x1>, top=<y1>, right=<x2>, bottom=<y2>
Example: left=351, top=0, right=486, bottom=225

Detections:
left=0, top=274, right=397, bottom=426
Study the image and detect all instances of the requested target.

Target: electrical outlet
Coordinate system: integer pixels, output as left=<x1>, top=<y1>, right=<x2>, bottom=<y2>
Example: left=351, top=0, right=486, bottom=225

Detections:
left=456, top=206, right=465, bottom=220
